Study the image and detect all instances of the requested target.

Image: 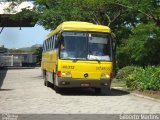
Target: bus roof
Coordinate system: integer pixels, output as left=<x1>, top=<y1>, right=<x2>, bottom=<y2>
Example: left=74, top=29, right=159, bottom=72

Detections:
left=46, top=21, right=111, bottom=39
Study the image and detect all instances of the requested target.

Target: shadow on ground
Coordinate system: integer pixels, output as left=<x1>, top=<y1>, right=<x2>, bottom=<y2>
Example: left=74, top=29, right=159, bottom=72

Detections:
left=50, top=87, right=129, bottom=96
left=0, top=89, right=14, bottom=91
left=0, top=67, right=8, bottom=89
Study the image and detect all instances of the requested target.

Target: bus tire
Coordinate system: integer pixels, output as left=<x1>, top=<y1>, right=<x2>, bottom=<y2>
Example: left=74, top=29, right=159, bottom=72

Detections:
left=44, top=80, right=47, bottom=86
left=42, top=70, right=46, bottom=79
left=44, top=80, right=50, bottom=87
left=101, top=87, right=111, bottom=95
left=95, top=88, right=101, bottom=94
left=54, top=86, right=61, bottom=93
left=43, top=70, right=47, bottom=86
left=44, top=74, right=50, bottom=87
left=46, top=81, right=50, bottom=87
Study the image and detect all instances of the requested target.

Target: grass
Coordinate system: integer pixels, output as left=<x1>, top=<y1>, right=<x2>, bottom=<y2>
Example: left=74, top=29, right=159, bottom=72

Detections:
left=112, top=79, right=126, bottom=88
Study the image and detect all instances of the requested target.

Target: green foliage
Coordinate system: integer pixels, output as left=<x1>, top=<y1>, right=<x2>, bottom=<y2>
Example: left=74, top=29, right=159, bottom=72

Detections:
left=116, top=45, right=131, bottom=68
left=8, top=47, right=37, bottom=53
left=33, top=0, right=160, bottom=68
left=7, top=47, right=42, bottom=64
left=11, top=8, right=38, bottom=25
left=117, top=66, right=160, bottom=91
left=0, top=47, right=8, bottom=53
left=117, top=22, right=160, bottom=67
left=126, top=67, right=145, bottom=90
left=116, top=66, right=140, bottom=81
left=14, top=1, right=160, bottom=67
left=116, top=0, right=160, bottom=26
left=34, top=0, right=132, bottom=30
left=127, top=66, right=160, bottom=90
left=6, top=0, right=160, bottom=67
left=8, top=49, right=24, bottom=53
left=35, top=0, right=88, bottom=29
left=33, top=47, right=43, bottom=63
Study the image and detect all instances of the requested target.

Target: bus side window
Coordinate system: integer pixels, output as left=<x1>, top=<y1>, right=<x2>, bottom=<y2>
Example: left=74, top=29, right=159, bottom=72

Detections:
left=49, top=38, right=51, bottom=50
left=51, top=36, right=53, bottom=49
left=44, top=41, right=47, bottom=51
left=52, top=36, right=55, bottom=49
left=48, top=39, right=50, bottom=50
left=53, top=35, right=56, bottom=49
left=46, top=39, right=49, bottom=51
left=55, top=34, right=60, bottom=48
left=43, top=42, right=46, bottom=51
left=47, top=39, right=49, bottom=50
left=45, top=40, right=47, bottom=51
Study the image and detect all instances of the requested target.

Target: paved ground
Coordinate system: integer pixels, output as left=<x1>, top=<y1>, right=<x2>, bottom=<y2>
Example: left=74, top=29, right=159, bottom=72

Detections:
left=0, top=68, right=160, bottom=114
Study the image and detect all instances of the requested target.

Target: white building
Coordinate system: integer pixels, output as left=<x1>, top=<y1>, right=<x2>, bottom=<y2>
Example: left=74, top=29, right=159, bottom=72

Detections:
left=0, top=53, right=37, bottom=67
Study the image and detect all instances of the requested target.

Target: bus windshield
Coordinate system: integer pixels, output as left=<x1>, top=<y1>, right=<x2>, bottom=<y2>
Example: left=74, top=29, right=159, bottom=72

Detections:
left=60, top=32, right=112, bottom=61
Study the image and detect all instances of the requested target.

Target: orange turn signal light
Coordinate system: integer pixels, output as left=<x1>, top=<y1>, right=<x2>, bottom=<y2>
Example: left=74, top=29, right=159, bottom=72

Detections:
left=57, top=71, right=62, bottom=77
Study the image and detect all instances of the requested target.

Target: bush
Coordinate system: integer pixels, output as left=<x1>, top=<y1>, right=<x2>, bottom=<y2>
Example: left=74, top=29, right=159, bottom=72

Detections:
left=116, top=66, right=160, bottom=91
left=116, top=66, right=140, bottom=81
left=126, top=67, right=144, bottom=90
left=126, top=66, right=160, bottom=91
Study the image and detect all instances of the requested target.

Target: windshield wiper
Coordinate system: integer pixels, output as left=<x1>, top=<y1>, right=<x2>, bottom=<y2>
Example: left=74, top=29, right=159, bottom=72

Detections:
left=72, top=59, right=79, bottom=62
left=72, top=58, right=86, bottom=62
left=92, top=59, right=101, bottom=63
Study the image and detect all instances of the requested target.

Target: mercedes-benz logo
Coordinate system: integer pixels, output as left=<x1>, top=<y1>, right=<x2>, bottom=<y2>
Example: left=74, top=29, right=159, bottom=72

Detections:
left=84, top=73, right=88, bottom=78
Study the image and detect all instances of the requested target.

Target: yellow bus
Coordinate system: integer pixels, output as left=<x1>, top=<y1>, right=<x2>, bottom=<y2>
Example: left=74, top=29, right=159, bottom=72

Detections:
left=41, top=21, right=116, bottom=93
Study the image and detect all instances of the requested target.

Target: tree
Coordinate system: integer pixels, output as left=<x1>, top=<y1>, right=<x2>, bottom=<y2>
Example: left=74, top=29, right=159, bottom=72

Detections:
left=5, top=0, right=160, bottom=67
left=117, top=22, right=160, bottom=67
left=33, top=47, right=43, bottom=64
left=34, top=0, right=136, bottom=45
left=113, top=0, right=160, bottom=67
left=34, top=0, right=136, bottom=27
left=116, top=0, right=160, bottom=27
left=0, top=47, right=7, bottom=53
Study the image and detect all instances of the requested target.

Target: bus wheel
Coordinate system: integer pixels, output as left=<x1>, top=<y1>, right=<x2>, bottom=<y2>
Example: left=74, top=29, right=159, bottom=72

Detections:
left=54, top=86, right=61, bottom=93
left=42, top=70, right=46, bottom=79
left=44, top=80, right=47, bottom=86
left=101, top=87, right=111, bottom=95
left=46, top=81, right=51, bottom=87
left=95, top=88, right=101, bottom=94
left=44, top=76, right=50, bottom=87
left=43, top=72, right=48, bottom=87
left=44, top=80, right=49, bottom=87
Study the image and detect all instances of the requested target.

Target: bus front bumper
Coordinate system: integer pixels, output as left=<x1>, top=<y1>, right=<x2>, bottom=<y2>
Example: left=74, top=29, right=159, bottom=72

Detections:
left=57, top=78, right=111, bottom=88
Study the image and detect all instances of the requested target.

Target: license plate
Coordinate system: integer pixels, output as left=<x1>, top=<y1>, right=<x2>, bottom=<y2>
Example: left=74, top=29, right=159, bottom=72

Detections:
left=81, top=83, right=90, bottom=87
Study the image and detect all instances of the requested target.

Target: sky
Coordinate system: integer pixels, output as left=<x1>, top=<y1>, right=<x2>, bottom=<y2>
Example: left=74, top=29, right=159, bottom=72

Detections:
left=0, top=1, right=50, bottom=49
left=0, top=1, right=34, bottom=14
left=0, top=25, right=50, bottom=49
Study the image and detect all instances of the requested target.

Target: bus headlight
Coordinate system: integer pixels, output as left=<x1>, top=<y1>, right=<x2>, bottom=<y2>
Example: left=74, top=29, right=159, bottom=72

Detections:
left=101, top=73, right=110, bottom=79
left=62, top=72, right=71, bottom=77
